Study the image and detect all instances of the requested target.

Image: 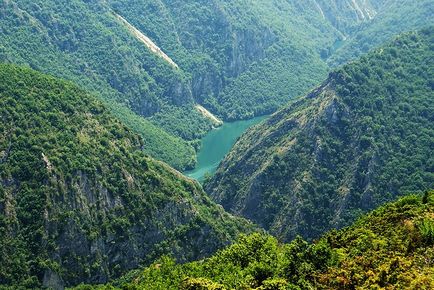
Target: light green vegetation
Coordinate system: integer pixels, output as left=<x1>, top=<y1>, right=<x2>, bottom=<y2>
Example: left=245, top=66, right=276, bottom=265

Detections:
left=207, top=28, right=434, bottom=242
left=0, top=64, right=255, bottom=288
left=74, top=191, right=434, bottom=289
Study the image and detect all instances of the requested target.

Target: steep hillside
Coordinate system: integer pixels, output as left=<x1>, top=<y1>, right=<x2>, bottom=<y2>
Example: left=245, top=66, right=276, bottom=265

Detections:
left=0, top=0, right=200, bottom=170
left=4, top=0, right=429, bottom=170
left=127, top=0, right=380, bottom=120
left=0, top=64, right=254, bottom=288
left=206, top=28, right=434, bottom=241
left=328, top=0, right=434, bottom=66
left=84, top=191, right=434, bottom=289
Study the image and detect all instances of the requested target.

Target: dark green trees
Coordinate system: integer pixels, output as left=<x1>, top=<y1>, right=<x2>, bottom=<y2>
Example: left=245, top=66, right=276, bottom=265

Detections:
left=207, top=28, right=434, bottom=242
left=99, top=191, right=434, bottom=289
left=0, top=64, right=253, bottom=288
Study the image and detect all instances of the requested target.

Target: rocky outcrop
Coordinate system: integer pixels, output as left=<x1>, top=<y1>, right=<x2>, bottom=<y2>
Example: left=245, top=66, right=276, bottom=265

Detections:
left=206, top=29, right=434, bottom=242
left=112, top=11, right=179, bottom=69
left=0, top=64, right=253, bottom=288
left=314, top=0, right=381, bottom=35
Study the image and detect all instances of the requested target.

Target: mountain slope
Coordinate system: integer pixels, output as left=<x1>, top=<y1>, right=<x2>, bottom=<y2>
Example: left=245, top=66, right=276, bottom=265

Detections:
left=328, top=0, right=434, bottom=66
left=0, top=0, right=200, bottom=170
left=122, top=0, right=378, bottom=120
left=89, top=191, right=434, bottom=289
left=206, top=28, right=434, bottom=241
left=1, top=0, right=431, bottom=170
left=0, top=64, right=254, bottom=288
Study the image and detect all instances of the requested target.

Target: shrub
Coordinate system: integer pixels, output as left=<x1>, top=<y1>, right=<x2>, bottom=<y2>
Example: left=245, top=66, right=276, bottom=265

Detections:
left=418, top=219, right=434, bottom=245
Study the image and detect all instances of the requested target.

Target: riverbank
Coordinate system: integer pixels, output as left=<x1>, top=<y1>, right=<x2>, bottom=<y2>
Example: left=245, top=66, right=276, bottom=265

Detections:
left=185, top=115, right=268, bottom=181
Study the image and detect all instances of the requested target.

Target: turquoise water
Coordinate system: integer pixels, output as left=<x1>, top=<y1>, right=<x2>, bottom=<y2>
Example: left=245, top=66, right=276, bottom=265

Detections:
left=185, top=115, right=268, bottom=182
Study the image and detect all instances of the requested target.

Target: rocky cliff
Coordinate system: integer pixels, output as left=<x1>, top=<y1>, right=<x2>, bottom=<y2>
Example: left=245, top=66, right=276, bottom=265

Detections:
left=0, top=64, right=254, bottom=288
left=1, top=0, right=430, bottom=170
left=206, top=28, right=434, bottom=241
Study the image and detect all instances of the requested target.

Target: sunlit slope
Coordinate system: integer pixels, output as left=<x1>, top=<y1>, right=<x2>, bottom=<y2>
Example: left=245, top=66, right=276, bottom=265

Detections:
left=207, top=28, right=434, bottom=241
left=0, top=64, right=254, bottom=288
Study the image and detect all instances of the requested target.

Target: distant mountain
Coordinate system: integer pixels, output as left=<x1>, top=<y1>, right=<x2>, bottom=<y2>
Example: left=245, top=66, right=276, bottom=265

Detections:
left=206, top=28, right=434, bottom=241
left=95, top=191, right=434, bottom=289
left=1, top=0, right=430, bottom=169
left=328, top=0, right=434, bottom=66
left=0, top=64, right=254, bottom=288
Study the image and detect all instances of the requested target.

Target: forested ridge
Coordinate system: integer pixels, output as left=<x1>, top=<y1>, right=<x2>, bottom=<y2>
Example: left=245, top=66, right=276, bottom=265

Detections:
left=1, top=0, right=431, bottom=169
left=0, top=64, right=254, bottom=288
left=0, top=0, right=200, bottom=170
left=328, top=0, right=434, bottom=66
left=207, top=28, right=434, bottom=242
left=0, top=1, right=433, bottom=289
left=74, top=191, right=434, bottom=289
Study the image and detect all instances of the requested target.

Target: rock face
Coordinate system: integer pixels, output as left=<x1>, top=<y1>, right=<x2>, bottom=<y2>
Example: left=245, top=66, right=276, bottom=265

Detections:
left=314, top=0, right=382, bottom=35
left=108, top=0, right=279, bottom=115
left=206, top=28, right=434, bottom=242
left=0, top=64, right=253, bottom=288
left=0, top=0, right=430, bottom=170
left=328, top=0, right=434, bottom=66
left=108, top=191, right=434, bottom=289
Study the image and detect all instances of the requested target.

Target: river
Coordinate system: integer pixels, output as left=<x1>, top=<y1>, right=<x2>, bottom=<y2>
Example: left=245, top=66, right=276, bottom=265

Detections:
left=185, top=115, right=268, bottom=182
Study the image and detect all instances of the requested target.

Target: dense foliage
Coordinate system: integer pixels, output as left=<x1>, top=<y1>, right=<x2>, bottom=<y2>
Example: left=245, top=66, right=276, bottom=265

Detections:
left=328, top=0, right=434, bottom=66
left=0, top=0, right=204, bottom=170
left=0, top=2, right=432, bottom=288
left=207, top=28, right=434, bottom=241
left=1, top=0, right=429, bottom=169
left=0, top=64, right=254, bottom=288
left=75, top=191, right=434, bottom=289
left=106, top=0, right=333, bottom=120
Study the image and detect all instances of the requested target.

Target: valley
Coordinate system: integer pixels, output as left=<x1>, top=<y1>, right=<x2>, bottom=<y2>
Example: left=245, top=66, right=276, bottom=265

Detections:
left=185, top=115, right=268, bottom=182
left=207, top=28, right=434, bottom=242
left=0, top=1, right=433, bottom=289
left=2, top=0, right=429, bottom=171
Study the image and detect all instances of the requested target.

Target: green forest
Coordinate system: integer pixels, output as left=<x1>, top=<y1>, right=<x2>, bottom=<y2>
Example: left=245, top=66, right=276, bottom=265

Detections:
left=0, top=0, right=433, bottom=289
left=75, top=191, right=434, bottom=289
left=0, top=64, right=253, bottom=288
left=207, top=28, right=434, bottom=241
